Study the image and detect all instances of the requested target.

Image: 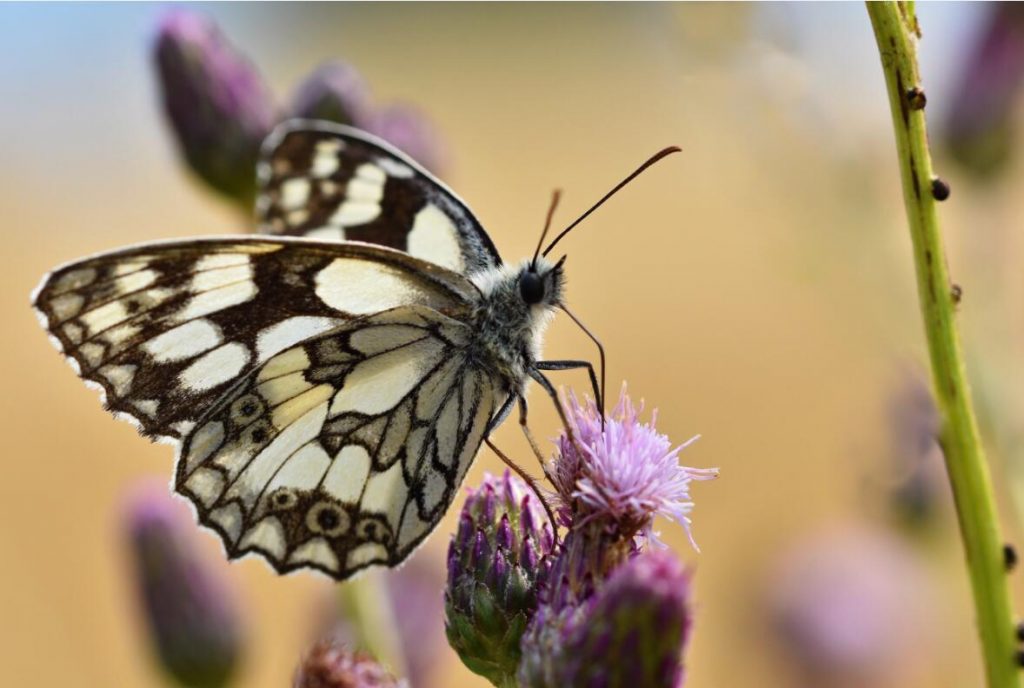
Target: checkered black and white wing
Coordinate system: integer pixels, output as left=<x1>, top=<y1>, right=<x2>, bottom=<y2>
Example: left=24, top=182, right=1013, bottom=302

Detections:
left=256, top=120, right=501, bottom=275
left=177, top=305, right=498, bottom=578
left=32, top=237, right=477, bottom=442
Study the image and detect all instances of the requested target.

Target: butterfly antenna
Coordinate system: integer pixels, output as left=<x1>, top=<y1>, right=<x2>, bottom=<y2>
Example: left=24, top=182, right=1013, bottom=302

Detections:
left=541, top=146, right=682, bottom=258
left=558, top=302, right=606, bottom=426
left=531, top=189, right=562, bottom=269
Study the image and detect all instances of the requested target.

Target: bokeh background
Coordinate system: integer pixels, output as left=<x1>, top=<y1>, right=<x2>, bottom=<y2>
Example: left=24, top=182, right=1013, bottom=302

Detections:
left=3, top=3, right=1024, bottom=687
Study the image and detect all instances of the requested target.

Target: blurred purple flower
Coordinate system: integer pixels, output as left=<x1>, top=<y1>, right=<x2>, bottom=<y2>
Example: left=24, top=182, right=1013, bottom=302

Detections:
left=553, top=386, right=717, bottom=547
left=764, top=525, right=935, bottom=688
left=444, top=471, right=554, bottom=687
left=290, top=60, right=372, bottom=127
left=124, top=480, right=243, bottom=688
left=943, top=4, right=1024, bottom=178
left=154, top=11, right=447, bottom=208
left=383, top=561, right=447, bottom=687
left=318, top=558, right=447, bottom=688
left=294, top=638, right=405, bottom=688
left=363, top=104, right=446, bottom=174
left=154, top=10, right=278, bottom=205
left=885, top=369, right=946, bottom=531
left=520, top=552, right=692, bottom=688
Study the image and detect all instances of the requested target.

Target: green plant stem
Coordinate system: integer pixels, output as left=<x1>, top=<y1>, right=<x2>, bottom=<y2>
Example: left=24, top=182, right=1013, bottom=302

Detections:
left=866, top=3, right=1019, bottom=686
left=338, top=572, right=408, bottom=678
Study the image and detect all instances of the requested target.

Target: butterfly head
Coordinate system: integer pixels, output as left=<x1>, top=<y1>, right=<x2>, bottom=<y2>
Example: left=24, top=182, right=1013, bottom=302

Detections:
left=520, top=255, right=565, bottom=309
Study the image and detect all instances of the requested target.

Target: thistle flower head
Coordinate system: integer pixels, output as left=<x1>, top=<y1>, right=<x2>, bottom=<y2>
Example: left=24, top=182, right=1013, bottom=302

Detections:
left=124, top=480, right=243, bottom=688
left=154, top=9, right=277, bottom=205
left=364, top=103, right=445, bottom=174
left=519, top=551, right=693, bottom=688
left=294, top=638, right=405, bottom=688
left=290, top=60, right=372, bottom=127
left=444, top=471, right=554, bottom=686
left=553, top=386, right=718, bottom=547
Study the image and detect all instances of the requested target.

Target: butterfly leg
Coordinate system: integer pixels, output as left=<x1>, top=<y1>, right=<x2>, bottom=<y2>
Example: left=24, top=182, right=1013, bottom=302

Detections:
left=524, top=368, right=593, bottom=482
left=534, top=359, right=602, bottom=413
left=487, top=392, right=517, bottom=435
left=483, top=436, right=559, bottom=538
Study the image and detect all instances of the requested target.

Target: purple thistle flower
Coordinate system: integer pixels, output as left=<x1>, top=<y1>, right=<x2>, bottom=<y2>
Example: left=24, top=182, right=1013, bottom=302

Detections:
left=124, top=480, right=244, bottom=688
left=153, top=11, right=448, bottom=207
left=444, top=471, right=554, bottom=687
left=290, top=60, right=373, bottom=127
left=943, top=4, right=1024, bottom=177
left=294, top=638, right=405, bottom=688
left=519, top=552, right=693, bottom=688
left=363, top=104, right=445, bottom=174
left=315, top=557, right=447, bottom=688
left=553, top=386, right=717, bottom=547
left=764, top=526, right=936, bottom=687
left=154, top=10, right=278, bottom=206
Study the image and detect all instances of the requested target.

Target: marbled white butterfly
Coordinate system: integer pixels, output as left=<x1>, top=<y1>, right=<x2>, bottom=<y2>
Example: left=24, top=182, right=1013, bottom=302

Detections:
left=32, top=120, right=678, bottom=579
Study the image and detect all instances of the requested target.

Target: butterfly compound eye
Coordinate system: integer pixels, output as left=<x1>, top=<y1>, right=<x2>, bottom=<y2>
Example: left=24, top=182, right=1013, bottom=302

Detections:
left=519, top=270, right=545, bottom=305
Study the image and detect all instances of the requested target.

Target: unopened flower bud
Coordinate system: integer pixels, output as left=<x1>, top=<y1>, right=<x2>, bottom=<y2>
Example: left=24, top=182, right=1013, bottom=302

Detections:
left=444, top=471, right=553, bottom=686
left=153, top=10, right=277, bottom=205
left=290, top=60, right=372, bottom=127
left=294, top=638, right=405, bottom=688
left=364, top=104, right=445, bottom=173
left=125, top=480, right=243, bottom=688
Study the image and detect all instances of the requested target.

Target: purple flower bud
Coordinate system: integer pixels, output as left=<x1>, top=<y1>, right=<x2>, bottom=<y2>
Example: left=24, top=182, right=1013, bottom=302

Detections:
left=520, top=551, right=692, bottom=688
left=290, top=60, right=372, bottom=127
left=294, top=638, right=404, bottom=688
left=496, top=514, right=514, bottom=551
left=445, top=471, right=554, bottom=686
left=153, top=10, right=278, bottom=206
left=520, top=495, right=537, bottom=536
left=885, top=369, right=946, bottom=531
left=124, top=480, right=243, bottom=688
left=364, top=103, right=445, bottom=174
left=456, top=511, right=474, bottom=549
left=473, top=529, right=492, bottom=575
left=943, top=4, right=1024, bottom=177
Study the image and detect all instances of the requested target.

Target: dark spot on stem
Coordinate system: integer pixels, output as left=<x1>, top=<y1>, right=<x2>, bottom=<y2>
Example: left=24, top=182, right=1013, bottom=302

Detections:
left=894, top=67, right=910, bottom=127
left=906, top=87, right=927, bottom=110
left=951, top=283, right=962, bottom=305
left=1017, top=622, right=1024, bottom=642
left=910, top=158, right=921, bottom=198
left=1005, top=543, right=1018, bottom=571
left=932, top=177, right=951, bottom=201
left=1016, top=649, right=1024, bottom=668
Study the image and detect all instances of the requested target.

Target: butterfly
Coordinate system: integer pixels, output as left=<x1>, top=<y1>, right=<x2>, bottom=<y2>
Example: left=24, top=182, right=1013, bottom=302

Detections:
left=33, top=119, right=678, bottom=579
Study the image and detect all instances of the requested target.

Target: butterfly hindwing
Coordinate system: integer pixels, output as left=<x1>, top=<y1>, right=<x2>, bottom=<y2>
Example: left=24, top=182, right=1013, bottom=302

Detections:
left=256, top=120, right=501, bottom=275
left=33, top=237, right=477, bottom=441
left=177, top=306, right=497, bottom=577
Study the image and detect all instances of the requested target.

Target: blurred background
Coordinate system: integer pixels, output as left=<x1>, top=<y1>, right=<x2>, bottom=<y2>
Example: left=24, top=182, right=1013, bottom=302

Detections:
left=3, top=3, right=1024, bottom=687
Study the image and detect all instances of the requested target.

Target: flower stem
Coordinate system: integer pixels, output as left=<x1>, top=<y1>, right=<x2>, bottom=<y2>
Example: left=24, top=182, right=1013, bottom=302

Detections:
left=866, top=3, right=1020, bottom=686
left=337, top=573, right=408, bottom=679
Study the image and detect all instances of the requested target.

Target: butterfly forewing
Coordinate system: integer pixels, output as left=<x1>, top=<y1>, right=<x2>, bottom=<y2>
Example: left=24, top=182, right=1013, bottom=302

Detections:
left=33, top=237, right=476, bottom=441
left=178, top=306, right=496, bottom=577
left=256, top=120, right=501, bottom=275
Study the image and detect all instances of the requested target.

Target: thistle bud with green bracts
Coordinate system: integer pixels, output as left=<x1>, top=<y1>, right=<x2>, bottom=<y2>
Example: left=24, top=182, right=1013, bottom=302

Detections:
left=294, top=637, right=406, bottom=688
left=518, top=551, right=693, bottom=688
left=444, top=470, right=554, bottom=687
left=153, top=9, right=277, bottom=206
left=124, top=480, right=244, bottom=688
left=290, top=60, right=372, bottom=127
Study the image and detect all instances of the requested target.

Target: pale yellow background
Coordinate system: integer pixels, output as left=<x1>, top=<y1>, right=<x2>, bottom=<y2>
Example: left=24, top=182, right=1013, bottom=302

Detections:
left=3, top=4, right=1023, bottom=687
